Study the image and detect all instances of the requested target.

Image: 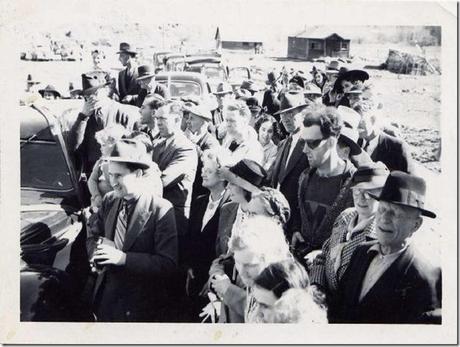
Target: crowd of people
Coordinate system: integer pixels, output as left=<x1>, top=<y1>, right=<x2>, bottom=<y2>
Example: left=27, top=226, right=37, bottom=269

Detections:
left=30, top=41, right=442, bottom=324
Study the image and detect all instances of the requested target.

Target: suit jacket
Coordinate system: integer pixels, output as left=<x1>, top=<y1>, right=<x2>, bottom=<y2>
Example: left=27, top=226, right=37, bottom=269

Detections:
left=268, top=135, right=309, bottom=239
left=88, top=191, right=178, bottom=322
left=331, top=242, right=442, bottom=324
left=371, top=132, right=414, bottom=173
left=185, top=191, right=231, bottom=285
left=191, top=131, right=220, bottom=202
left=135, top=84, right=170, bottom=107
left=215, top=202, right=239, bottom=257
left=68, top=100, right=140, bottom=176
left=118, top=64, right=141, bottom=105
left=151, top=132, right=198, bottom=257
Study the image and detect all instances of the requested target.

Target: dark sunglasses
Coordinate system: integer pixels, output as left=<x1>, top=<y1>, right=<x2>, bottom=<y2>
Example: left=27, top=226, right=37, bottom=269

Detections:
left=305, top=138, right=326, bottom=149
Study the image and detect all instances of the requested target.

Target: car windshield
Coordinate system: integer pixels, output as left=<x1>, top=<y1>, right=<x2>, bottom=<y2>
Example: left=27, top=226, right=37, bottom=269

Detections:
left=204, top=67, right=226, bottom=80
left=230, top=67, right=250, bottom=79
left=21, top=130, right=73, bottom=191
left=158, top=80, right=202, bottom=97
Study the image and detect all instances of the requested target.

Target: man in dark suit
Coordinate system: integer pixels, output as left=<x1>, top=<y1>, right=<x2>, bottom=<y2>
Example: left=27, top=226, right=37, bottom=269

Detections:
left=357, top=100, right=414, bottom=173
left=183, top=101, right=220, bottom=201
left=68, top=71, right=140, bottom=178
left=331, top=171, right=441, bottom=324
left=268, top=93, right=309, bottom=241
left=151, top=101, right=198, bottom=257
left=135, top=64, right=170, bottom=107
left=88, top=140, right=178, bottom=322
left=116, top=42, right=141, bottom=105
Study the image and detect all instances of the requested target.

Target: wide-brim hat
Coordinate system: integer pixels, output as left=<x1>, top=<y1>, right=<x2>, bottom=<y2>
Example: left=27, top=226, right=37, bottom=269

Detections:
left=220, top=159, right=266, bottom=193
left=240, top=80, right=259, bottom=93
left=368, top=171, right=436, bottom=218
left=235, top=88, right=252, bottom=100
left=116, top=42, right=137, bottom=55
left=351, top=161, right=389, bottom=190
left=38, top=85, right=61, bottom=98
left=183, top=102, right=213, bottom=122
left=137, top=65, right=155, bottom=80
left=27, top=74, right=40, bottom=85
left=337, top=106, right=361, bottom=129
left=213, top=81, right=233, bottom=95
left=339, top=128, right=362, bottom=156
left=289, top=75, right=305, bottom=89
left=104, top=139, right=152, bottom=170
left=274, top=92, right=307, bottom=115
left=81, top=71, right=111, bottom=95
left=326, top=60, right=340, bottom=71
left=341, top=69, right=370, bottom=83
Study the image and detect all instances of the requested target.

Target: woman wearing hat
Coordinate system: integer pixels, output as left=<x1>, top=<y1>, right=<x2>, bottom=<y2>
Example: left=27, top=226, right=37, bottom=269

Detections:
left=308, top=162, right=389, bottom=302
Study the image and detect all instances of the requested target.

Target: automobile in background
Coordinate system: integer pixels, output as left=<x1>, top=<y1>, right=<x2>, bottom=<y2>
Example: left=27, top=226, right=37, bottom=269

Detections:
left=153, top=51, right=172, bottom=72
left=228, top=66, right=252, bottom=90
left=20, top=104, right=92, bottom=321
left=183, top=56, right=228, bottom=92
left=163, top=53, right=186, bottom=72
left=154, top=71, right=218, bottom=109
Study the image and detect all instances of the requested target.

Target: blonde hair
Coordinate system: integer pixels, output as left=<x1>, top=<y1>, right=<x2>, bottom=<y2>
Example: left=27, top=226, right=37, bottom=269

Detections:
left=223, top=99, right=251, bottom=121
left=273, top=288, right=328, bottom=324
left=228, top=215, right=290, bottom=264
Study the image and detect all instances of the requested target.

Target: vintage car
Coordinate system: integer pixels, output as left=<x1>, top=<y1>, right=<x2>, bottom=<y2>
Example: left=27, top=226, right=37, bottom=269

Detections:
left=183, top=56, right=228, bottom=92
left=228, top=66, right=252, bottom=90
left=152, top=51, right=172, bottom=72
left=154, top=71, right=218, bottom=109
left=20, top=103, right=92, bottom=321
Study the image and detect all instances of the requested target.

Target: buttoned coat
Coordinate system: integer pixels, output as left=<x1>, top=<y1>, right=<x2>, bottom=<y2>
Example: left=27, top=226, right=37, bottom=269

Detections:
left=88, top=191, right=178, bottom=322
left=118, top=64, right=141, bottom=105
left=330, top=242, right=442, bottom=324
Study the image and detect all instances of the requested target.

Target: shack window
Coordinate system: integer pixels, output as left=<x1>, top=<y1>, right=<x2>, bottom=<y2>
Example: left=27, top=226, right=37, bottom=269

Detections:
left=341, top=41, right=349, bottom=50
left=310, top=41, right=323, bottom=50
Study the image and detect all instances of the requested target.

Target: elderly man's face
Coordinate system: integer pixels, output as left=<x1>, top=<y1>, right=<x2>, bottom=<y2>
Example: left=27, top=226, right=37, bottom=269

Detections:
left=280, top=110, right=303, bottom=134
left=234, top=248, right=266, bottom=287
left=375, top=201, right=422, bottom=250
left=138, top=76, right=153, bottom=91
left=186, top=113, right=206, bottom=134
left=118, top=52, right=131, bottom=67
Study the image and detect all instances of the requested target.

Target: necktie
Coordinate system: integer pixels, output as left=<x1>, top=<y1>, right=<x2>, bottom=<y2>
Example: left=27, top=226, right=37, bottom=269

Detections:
left=114, top=200, right=129, bottom=250
left=280, top=135, right=293, bottom=170
left=228, top=140, right=240, bottom=152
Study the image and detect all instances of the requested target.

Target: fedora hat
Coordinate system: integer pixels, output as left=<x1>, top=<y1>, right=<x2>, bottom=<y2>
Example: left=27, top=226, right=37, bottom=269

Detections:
left=369, top=171, right=436, bottom=218
left=266, top=71, right=278, bottom=84
left=341, top=69, right=370, bottom=83
left=240, top=80, right=259, bottom=93
left=38, top=85, right=61, bottom=98
left=304, top=83, right=322, bottom=96
left=116, top=42, right=137, bottom=55
left=235, top=88, right=252, bottom=100
left=274, top=92, right=307, bottom=115
left=289, top=75, right=305, bottom=89
left=81, top=71, right=110, bottom=95
left=220, top=159, right=266, bottom=193
left=214, top=81, right=233, bottom=95
left=137, top=65, right=155, bottom=80
left=246, top=96, right=261, bottom=112
left=351, top=161, right=389, bottom=190
left=105, top=139, right=152, bottom=170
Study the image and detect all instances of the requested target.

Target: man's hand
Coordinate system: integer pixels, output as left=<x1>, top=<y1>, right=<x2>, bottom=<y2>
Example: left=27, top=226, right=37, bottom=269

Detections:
left=122, top=95, right=134, bottom=103
left=304, top=250, right=322, bottom=270
left=185, top=268, right=195, bottom=297
left=81, top=97, right=98, bottom=116
left=291, top=231, right=305, bottom=249
left=210, top=274, right=231, bottom=299
left=92, top=243, right=126, bottom=266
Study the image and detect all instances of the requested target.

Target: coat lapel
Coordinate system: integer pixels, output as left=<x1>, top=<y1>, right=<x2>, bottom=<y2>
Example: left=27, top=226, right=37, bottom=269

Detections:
left=105, top=198, right=122, bottom=241
left=270, top=138, right=288, bottom=186
left=122, top=194, right=151, bottom=251
left=280, top=139, right=305, bottom=183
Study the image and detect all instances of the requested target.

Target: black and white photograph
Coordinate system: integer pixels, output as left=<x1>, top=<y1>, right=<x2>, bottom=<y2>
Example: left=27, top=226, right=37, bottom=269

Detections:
left=0, top=0, right=457, bottom=344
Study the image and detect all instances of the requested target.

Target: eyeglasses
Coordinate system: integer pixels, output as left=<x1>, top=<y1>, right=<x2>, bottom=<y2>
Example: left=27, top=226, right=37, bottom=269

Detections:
left=305, top=138, right=326, bottom=149
left=352, top=189, right=372, bottom=199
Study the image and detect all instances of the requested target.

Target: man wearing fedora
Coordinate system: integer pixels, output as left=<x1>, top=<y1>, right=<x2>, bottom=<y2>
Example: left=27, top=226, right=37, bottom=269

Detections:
left=183, top=100, right=219, bottom=201
left=135, top=64, right=170, bottom=107
left=212, top=81, right=235, bottom=140
left=268, top=92, right=309, bottom=242
left=68, top=71, right=140, bottom=178
left=262, top=71, right=281, bottom=116
left=88, top=140, right=178, bottom=321
left=38, top=85, right=61, bottom=100
left=116, top=42, right=141, bottom=105
left=330, top=171, right=441, bottom=324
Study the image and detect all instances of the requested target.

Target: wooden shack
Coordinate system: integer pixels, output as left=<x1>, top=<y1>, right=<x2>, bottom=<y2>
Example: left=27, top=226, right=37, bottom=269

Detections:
left=287, top=27, right=350, bottom=60
left=215, top=26, right=263, bottom=53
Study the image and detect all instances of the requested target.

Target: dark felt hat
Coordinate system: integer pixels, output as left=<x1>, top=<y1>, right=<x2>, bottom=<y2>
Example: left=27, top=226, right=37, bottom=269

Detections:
left=221, top=159, right=266, bottom=193
left=369, top=171, right=436, bottom=218
left=116, top=42, right=137, bottom=55
left=246, top=96, right=261, bottom=112
left=137, top=65, right=155, bottom=80
left=289, top=75, right=305, bottom=89
left=266, top=71, right=278, bottom=84
left=105, top=139, right=152, bottom=169
left=81, top=71, right=110, bottom=95
left=214, top=81, right=233, bottom=95
left=241, top=80, right=259, bottom=93
left=27, top=74, right=40, bottom=85
left=351, top=161, right=389, bottom=190
left=38, top=85, right=61, bottom=98
left=274, top=92, right=307, bottom=115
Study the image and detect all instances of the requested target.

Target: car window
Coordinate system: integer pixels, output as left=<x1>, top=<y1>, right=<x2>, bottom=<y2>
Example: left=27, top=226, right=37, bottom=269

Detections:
left=21, top=140, right=73, bottom=191
left=204, top=67, right=226, bottom=80
left=158, top=80, right=202, bottom=97
left=230, top=67, right=250, bottom=79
